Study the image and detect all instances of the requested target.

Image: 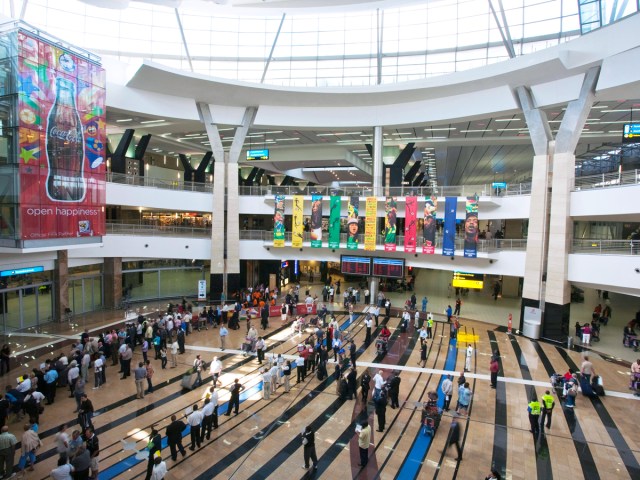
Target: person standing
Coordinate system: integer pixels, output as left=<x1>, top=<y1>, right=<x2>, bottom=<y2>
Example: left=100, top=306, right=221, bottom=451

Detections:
left=454, top=298, right=461, bottom=316
left=580, top=356, right=595, bottom=382
left=373, top=370, right=385, bottom=399
left=261, top=368, right=272, bottom=400
left=193, top=355, right=204, bottom=388
left=347, top=367, right=357, bottom=400
left=360, top=370, right=371, bottom=403
left=527, top=398, right=541, bottom=435
left=364, top=315, right=372, bottom=345
left=0, top=345, right=10, bottom=377
left=457, top=382, right=472, bottom=416
left=200, top=397, right=215, bottom=442
left=93, top=354, right=103, bottom=390
left=120, top=344, right=132, bottom=379
left=145, top=360, right=154, bottom=394
left=144, top=428, right=161, bottom=480
left=489, top=354, right=499, bottom=389
left=256, top=337, right=266, bottom=364
left=446, top=305, right=453, bottom=322
left=282, top=360, right=291, bottom=393
left=414, top=310, right=420, bottom=330
left=219, top=325, right=228, bottom=351
left=419, top=340, right=428, bottom=368
left=465, top=345, right=473, bottom=372
left=421, top=296, right=428, bottom=313
left=225, top=379, right=244, bottom=416
left=357, top=421, right=371, bottom=467
left=209, top=356, right=223, bottom=387
left=427, top=313, right=433, bottom=339
left=540, top=390, right=555, bottom=430
left=301, top=425, right=318, bottom=471
left=0, top=425, right=17, bottom=479
left=374, top=388, right=387, bottom=432
left=187, top=404, right=203, bottom=450
left=444, top=416, right=462, bottom=460
left=151, top=456, right=167, bottom=480
left=349, top=340, right=357, bottom=369
left=388, top=373, right=401, bottom=409
left=134, top=362, right=146, bottom=399
left=166, top=414, right=187, bottom=461
left=170, top=339, right=178, bottom=368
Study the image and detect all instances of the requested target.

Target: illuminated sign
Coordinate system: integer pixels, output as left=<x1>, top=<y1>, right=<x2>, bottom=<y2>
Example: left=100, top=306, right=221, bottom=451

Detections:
left=0, top=266, right=44, bottom=277
left=341, top=255, right=371, bottom=276
left=372, top=257, right=405, bottom=278
left=622, top=124, right=640, bottom=144
left=492, top=182, right=507, bottom=189
left=452, top=271, right=484, bottom=289
left=247, top=149, right=270, bottom=160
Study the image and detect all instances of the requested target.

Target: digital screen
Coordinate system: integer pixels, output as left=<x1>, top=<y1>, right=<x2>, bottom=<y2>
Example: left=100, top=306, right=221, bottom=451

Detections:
left=622, top=124, right=640, bottom=144
left=452, top=271, right=484, bottom=289
left=492, top=182, right=507, bottom=188
left=372, top=257, right=405, bottom=278
left=0, top=266, right=44, bottom=277
left=247, top=149, right=269, bottom=160
left=340, top=255, right=371, bottom=276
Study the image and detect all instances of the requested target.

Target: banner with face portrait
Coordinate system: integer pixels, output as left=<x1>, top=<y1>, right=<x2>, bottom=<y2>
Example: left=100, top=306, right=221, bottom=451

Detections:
left=328, top=194, right=341, bottom=249
left=310, top=194, right=323, bottom=248
left=442, top=197, right=457, bottom=256
left=404, top=196, right=418, bottom=253
left=347, top=195, right=360, bottom=250
left=365, top=197, right=377, bottom=251
left=292, top=195, right=304, bottom=248
left=463, top=195, right=479, bottom=258
left=384, top=197, right=397, bottom=252
left=273, top=194, right=285, bottom=247
left=422, top=195, right=437, bottom=254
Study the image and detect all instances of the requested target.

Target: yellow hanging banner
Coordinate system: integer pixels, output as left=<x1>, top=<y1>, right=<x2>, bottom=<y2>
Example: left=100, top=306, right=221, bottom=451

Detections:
left=364, top=197, right=377, bottom=251
left=292, top=195, right=304, bottom=248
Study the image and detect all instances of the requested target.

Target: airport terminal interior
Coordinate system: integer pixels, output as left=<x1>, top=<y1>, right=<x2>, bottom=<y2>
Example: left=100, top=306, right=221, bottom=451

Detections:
left=0, top=0, right=639, bottom=479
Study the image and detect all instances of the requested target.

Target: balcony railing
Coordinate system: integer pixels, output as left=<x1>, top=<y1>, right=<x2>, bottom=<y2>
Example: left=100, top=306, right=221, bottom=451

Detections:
left=571, top=239, right=640, bottom=255
left=107, top=222, right=211, bottom=237
left=107, top=172, right=213, bottom=193
left=573, top=170, right=640, bottom=191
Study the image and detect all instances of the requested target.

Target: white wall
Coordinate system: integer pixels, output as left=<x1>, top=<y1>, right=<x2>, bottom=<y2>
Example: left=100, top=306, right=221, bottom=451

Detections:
left=568, top=254, right=640, bottom=296
left=571, top=184, right=640, bottom=219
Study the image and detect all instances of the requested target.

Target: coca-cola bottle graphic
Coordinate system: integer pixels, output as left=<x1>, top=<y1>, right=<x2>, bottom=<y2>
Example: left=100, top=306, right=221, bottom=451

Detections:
left=45, top=77, right=85, bottom=202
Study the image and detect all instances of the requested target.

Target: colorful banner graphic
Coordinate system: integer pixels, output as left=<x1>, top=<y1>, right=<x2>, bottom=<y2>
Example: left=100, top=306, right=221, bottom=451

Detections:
left=328, top=194, right=341, bottom=249
left=17, top=30, right=106, bottom=240
left=404, top=196, right=418, bottom=253
left=292, top=195, right=304, bottom=248
left=384, top=197, right=397, bottom=252
left=310, top=194, right=323, bottom=248
left=273, top=194, right=285, bottom=247
left=463, top=195, right=479, bottom=258
left=346, top=195, right=360, bottom=250
left=442, top=197, right=457, bottom=256
left=364, top=197, right=377, bottom=251
left=422, top=195, right=438, bottom=254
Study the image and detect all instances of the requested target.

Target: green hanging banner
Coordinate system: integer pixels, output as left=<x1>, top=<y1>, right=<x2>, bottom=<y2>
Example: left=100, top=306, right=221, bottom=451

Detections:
left=328, top=194, right=341, bottom=249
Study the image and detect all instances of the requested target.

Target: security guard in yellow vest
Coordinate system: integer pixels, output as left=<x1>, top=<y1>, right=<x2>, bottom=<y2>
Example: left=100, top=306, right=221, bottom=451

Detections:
left=527, top=398, right=541, bottom=435
left=540, top=390, right=555, bottom=430
left=427, top=316, right=434, bottom=339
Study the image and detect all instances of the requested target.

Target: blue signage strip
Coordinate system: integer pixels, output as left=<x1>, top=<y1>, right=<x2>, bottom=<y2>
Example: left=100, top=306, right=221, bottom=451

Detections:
left=0, top=266, right=44, bottom=277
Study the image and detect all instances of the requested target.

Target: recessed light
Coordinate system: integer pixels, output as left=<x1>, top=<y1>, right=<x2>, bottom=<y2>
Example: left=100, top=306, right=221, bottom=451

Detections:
left=140, top=119, right=166, bottom=124
left=116, top=118, right=132, bottom=122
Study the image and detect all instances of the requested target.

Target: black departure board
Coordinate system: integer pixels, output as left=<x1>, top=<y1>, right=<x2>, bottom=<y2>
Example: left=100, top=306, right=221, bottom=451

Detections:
left=341, top=255, right=371, bottom=276
left=372, top=257, right=405, bottom=278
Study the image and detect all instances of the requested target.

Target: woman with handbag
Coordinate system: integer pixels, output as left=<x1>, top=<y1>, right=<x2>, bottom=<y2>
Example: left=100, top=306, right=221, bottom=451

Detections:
left=18, top=423, right=41, bottom=473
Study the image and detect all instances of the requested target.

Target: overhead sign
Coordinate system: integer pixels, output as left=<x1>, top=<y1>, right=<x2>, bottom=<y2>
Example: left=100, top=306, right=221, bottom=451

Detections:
left=492, top=182, right=507, bottom=189
left=0, top=266, right=44, bottom=277
left=452, top=271, right=484, bottom=289
left=197, top=280, right=207, bottom=300
left=247, top=149, right=269, bottom=160
left=622, top=124, right=640, bottom=143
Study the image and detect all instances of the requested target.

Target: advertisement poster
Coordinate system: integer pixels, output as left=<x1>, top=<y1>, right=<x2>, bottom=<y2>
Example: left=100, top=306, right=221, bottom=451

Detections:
left=404, top=196, right=417, bottom=253
left=346, top=195, right=360, bottom=250
left=17, top=30, right=106, bottom=240
left=442, top=197, right=457, bottom=256
left=364, top=197, right=377, bottom=251
left=422, top=195, right=438, bottom=254
left=463, top=195, right=479, bottom=258
left=384, top=197, right=397, bottom=252
left=328, top=194, right=341, bottom=249
left=310, top=194, right=323, bottom=248
left=292, top=195, right=304, bottom=248
left=273, top=194, right=285, bottom=247
left=197, top=280, right=207, bottom=300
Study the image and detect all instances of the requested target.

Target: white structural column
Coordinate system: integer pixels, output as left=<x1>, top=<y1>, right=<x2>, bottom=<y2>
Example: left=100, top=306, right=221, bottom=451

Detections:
left=369, top=125, right=383, bottom=304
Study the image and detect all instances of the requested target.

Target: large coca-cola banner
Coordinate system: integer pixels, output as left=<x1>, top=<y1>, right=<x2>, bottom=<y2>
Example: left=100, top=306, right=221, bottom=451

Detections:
left=17, top=31, right=106, bottom=241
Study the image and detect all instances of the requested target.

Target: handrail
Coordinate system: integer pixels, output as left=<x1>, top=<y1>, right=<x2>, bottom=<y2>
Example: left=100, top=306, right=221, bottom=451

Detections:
left=573, top=169, right=640, bottom=191
left=571, top=239, right=640, bottom=255
left=106, top=223, right=211, bottom=237
left=107, top=172, right=213, bottom=193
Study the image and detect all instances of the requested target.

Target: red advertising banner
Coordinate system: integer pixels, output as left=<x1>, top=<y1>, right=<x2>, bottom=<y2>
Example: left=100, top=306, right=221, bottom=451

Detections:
left=269, top=305, right=282, bottom=317
left=17, top=31, right=106, bottom=241
left=404, top=196, right=417, bottom=253
left=296, top=303, right=317, bottom=315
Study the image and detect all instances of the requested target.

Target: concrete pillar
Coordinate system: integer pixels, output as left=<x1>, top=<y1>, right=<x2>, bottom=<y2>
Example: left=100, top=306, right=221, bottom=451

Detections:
left=53, top=250, right=68, bottom=322
left=369, top=277, right=379, bottom=306
left=103, top=257, right=122, bottom=309
left=372, top=126, right=383, bottom=196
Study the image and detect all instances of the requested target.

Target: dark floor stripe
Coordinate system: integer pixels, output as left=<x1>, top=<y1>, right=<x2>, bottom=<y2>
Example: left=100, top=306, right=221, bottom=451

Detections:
left=508, top=334, right=553, bottom=480
left=555, top=346, right=640, bottom=478
left=486, top=330, right=508, bottom=478
left=525, top=339, right=600, bottom=480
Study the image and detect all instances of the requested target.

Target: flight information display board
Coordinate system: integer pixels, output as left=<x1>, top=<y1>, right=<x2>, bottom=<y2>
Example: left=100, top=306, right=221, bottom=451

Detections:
left=372, top=257, right=405, bottom=278
left=622, top=124, right=640, bottom=144
left=340, top=255, right=371, bottom=276
left=452, top=271, right=484, bottom=289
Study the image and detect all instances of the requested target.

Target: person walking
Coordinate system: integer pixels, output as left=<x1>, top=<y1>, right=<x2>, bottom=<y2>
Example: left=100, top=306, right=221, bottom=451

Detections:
left=540, top=390, right=555, bottom=430
left=357, top=420, right=371, bottom=467
left=527, top=397, right=541, bottom=435
left=301, top=425, right=318, bottom=471
left=457, top=382, right=472, bottom=416
left=219, top=325, right=228, bottom=351
left=444, top=416, right=462, bottom=461
left=192, top=355, right=204, bottom=388
left=166, top=414, right=187, bottom=461
left=145, top=360, right=154, bottom=394
left=144, top=428, right=161, bottom=480
left=225, top=379, right=244, bottom=416
left=209, top=357, right=222, bottom=387
left=446, top=305, right=453, bottom=322
left=441, top=375, right=453, bottom=411
left=489, top=354, right=499, bottom=389
left=0, top=425, right=17, bottom=479
left=134, top=362, right=146, bottom=399
left=187, top=404, right=203, bottom=450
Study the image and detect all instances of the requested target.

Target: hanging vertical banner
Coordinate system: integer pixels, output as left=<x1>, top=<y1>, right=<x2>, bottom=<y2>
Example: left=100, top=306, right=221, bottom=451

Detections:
left=364, top=197, right=377, bottom=251
left=310, top=195, right=323, bottom=248
left=328, top=194, right=341, bottom=249
left=273, top=194, right=285, bottom=247
left=384, top=197, right=397, bottom=252
left=346, top=195, right=360, bottom=250
left=422, top=195, right=438, bottom=254
left=442, top=197, right=457, bottom=256
left=292, top=195, right=304, bottom=248
left=463, top=195, right=479, bottom=258
left=404, top=195, right=418, bottom=253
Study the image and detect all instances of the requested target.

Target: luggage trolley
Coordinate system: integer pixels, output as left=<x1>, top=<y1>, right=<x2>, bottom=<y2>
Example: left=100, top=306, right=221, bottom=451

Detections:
left=420, top=392, right=442, bottom=436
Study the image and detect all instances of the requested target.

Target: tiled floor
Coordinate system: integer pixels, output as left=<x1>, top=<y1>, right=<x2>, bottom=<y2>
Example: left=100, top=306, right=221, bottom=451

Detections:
left=1, top=299, right=638, bottom=480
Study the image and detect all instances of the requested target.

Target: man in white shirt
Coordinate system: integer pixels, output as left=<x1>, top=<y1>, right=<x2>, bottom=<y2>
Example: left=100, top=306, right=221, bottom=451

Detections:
left=219, top=326, right=228, bottom=351
left=441, top=375, right=453, bottom=411
left=67, top=361, right=80, bottom=396
left=16, top=376, right=31, bottom=393
left=419, top=326, right=428, bottom=342
left=187, top=404, right=203, bottom=450
left=373, top=370, right=385, bottom=398
left=93, top=356, right=104, bottom=389
left=261, top=368, right=272, bottom=400
left=200, top=397, right=216, bottom=442
left=414, top=310, right=421, bottom=329
left=269, top=363, right=279, bottom=391
left=465, top=345, right=473, bottom=372
left=364, top=316, right=373, bottom=344
left=373, top=306, right=380, bottom=327
left=209, top=357, right=223, bottom=386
